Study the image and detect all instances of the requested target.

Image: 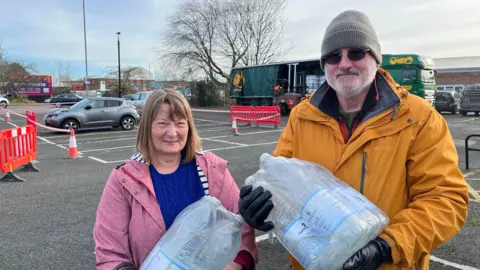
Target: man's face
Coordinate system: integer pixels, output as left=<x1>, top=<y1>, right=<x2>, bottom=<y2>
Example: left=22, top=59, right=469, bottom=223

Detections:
left=324, top=48, right=378, bottom=98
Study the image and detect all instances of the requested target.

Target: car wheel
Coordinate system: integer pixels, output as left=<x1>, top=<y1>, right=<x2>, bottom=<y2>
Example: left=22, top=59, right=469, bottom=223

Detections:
left=451, top=107, right=457, bottom=114
left=0, top=101, right=7, bottom=109
left=62, top=119, right=79, bottom=132
left=121, top=116, right=135, bottom=130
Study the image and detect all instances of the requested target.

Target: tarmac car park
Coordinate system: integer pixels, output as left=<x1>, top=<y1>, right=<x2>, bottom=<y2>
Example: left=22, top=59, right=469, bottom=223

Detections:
left=0, top=107, right=479, bottom=270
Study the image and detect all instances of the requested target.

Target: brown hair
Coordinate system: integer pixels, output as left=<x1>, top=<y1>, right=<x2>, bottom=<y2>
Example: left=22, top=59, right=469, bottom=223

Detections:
left=136, top=89, right=200, bottom=164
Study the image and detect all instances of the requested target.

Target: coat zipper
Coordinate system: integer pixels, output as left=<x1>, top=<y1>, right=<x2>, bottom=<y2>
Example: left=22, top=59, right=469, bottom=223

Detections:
left=360, top=151, right=367, bottom=194
left=390, top=102, right=399, bottom=120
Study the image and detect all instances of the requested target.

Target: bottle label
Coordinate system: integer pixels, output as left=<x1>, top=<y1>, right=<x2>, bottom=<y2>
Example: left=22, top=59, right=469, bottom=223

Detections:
left=281, top=217, right=330, bottom=268
left=301, top=188, right=360, bottom=233
left=142, top=250, right=188, bottom=270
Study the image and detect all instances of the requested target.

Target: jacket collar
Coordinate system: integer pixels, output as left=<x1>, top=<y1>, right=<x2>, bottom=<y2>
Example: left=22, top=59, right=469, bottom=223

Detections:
left=309, top=68, right=403, bottom=123
left=122, top=151, right=211, bottom=196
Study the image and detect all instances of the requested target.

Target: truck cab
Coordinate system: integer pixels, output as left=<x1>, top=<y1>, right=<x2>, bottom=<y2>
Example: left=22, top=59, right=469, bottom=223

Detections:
left=380, top=54, right=436, bottom=105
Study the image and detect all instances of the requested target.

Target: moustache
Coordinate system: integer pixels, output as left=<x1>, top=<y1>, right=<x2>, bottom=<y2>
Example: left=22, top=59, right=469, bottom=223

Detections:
left=335, top=68, right=360, bottom=77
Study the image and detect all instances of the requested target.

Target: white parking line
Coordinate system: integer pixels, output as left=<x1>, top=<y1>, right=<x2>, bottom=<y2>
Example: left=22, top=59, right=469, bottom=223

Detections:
left=254, top=235, right=478, bottom=270
left=430, top=256, right=478, bottom=270
left=195, top=123, right=229, bottom=127
left=202, top=138, right=248, bottom=146
left=41, top=129, right=137, bottom=139
left=460, top=118, right=479, bottom=123
left=195, top=118, right=231, bottom=124
left=207, top=129, right=283, bottom=139
left=0, top=118, right=19, bottom=127
left=198, top=127, right=235, bottom=133
left=52, top=136, right=136, bottom=145
left=88, top=156, right=108, bottom=164
left=203, top=141, right=277, bottom=152
left=81, top=145, right=135, bottom=153
left=88, top=141, right=278, bottom=164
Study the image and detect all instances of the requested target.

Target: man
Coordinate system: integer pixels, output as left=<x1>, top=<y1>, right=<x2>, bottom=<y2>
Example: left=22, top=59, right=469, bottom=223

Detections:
left=238, top=10, right=469, bottom=270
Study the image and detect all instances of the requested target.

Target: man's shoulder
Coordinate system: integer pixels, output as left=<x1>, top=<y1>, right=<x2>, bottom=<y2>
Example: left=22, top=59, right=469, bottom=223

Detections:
left=403, top=93, right=435, bottom=123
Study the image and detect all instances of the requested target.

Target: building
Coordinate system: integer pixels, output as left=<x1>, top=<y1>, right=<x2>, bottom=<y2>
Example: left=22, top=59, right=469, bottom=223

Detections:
left=434, top=56, right=480, bottom=93
left=62, top=67, right=154, bottom=93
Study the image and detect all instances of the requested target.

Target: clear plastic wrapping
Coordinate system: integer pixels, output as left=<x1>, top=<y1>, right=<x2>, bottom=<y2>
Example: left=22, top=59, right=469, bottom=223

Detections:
left=140, top=196, right=244, bottom=270
left=245, top=153, right=390, bottom=270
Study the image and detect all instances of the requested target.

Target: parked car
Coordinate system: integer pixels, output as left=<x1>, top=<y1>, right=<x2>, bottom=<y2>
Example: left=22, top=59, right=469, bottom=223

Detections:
left=435, top=90, right=459, bottom=114
left=44, top=97, right=140, bottom=132
left=459, top=84, right=480, bottom=116
left=0, top=95, right=10, bottom=109
left=127, top=91, right=155, bottom=116
left=121, top=94, right=136, bottom=101
left=44, top=93, right=84, bottom=106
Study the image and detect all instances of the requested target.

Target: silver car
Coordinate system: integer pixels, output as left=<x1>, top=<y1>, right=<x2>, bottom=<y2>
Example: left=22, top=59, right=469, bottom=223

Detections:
left=44, top=97, right=140, bottom=132
left=127, top=91, right=155, bottom=116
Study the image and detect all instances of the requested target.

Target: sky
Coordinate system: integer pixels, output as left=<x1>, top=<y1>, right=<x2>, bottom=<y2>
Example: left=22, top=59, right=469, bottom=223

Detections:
left=1, top=0, right=479, bottom=81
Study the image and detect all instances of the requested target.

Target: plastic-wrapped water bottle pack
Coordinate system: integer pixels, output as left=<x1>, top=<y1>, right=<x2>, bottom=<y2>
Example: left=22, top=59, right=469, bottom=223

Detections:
left=245, top=153, right=390, bottom=270
left=140, top=196, right=244, bottom=270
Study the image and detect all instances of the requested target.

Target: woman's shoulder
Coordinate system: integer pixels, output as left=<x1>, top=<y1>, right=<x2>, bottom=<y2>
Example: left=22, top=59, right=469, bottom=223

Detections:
left=196, top=151, right=229, bottom=168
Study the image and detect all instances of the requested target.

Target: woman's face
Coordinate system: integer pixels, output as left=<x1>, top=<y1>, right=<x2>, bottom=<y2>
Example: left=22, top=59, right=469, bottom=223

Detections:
left=151, top=103, right=189, bottom=156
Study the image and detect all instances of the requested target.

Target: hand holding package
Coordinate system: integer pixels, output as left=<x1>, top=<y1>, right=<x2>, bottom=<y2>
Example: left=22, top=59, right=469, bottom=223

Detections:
left=140, top=196, right=244, bottom=270
left=245, top=153, right=390, bottom=270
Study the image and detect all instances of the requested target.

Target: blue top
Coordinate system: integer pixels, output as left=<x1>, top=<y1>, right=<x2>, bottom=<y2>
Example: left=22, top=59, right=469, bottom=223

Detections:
left=149, top=158, right=205, bottom=230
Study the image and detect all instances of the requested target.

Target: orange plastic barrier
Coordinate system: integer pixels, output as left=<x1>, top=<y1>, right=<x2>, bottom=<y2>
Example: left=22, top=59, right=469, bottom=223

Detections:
left=229, top=105, right=280, bottom=127
left=26, top=110, right=37, bottom=131
left=0, top=125, right=40, bottom=182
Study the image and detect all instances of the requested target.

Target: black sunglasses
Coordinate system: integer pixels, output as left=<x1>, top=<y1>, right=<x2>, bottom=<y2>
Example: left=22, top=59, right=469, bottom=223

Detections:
left=322, top=49, right=370, bottom=65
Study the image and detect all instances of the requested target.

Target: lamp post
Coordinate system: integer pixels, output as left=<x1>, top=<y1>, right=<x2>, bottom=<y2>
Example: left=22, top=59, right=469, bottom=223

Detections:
left=83, top=0, right=89, bottom=90
left=117, top=32, right=121, bottom=97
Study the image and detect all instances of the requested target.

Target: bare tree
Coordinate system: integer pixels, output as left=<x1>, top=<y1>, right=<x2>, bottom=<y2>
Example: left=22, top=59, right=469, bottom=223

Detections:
left=56, top=61, right=76, bottom=83
left=239, top=0, right=287, bottom=66
left=157, top=0, right=288, bottom=85
left=105, top=66, right=145, bottom=96
left=0, top=41, right=38, bottom=96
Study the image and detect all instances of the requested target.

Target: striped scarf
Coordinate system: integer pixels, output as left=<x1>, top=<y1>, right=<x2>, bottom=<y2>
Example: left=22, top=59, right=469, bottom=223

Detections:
left=130, top=152, right=210, bottom=195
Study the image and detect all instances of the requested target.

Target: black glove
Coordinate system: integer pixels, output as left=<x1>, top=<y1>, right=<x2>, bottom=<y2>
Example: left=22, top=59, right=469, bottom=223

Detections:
left=342, top=237, right=393, bottom=270
left=238, top=185, right=275, bottom=232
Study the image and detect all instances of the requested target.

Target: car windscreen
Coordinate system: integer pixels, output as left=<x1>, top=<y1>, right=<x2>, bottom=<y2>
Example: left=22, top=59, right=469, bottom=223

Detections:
left=69, top=99, right=90, bottom=109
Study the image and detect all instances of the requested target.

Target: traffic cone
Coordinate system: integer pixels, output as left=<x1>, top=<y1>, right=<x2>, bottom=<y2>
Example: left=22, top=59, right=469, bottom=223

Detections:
left=67, top=129, right=80, bottom=158
left=4, top=111, right=10, bottom=122
left=232, top=117, right=239, bottom=136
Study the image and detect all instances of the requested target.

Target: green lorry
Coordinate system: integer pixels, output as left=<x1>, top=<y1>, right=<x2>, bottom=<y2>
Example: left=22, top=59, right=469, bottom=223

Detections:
left=229, top=54, right=436, bottom=115
left=380, top=54, right=436, bottom=106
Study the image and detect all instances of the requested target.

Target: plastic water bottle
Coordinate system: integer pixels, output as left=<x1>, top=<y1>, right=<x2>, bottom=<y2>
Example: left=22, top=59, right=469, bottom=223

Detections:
left=245, top=154, right=389, bottom=270
left=140, top=196, right=244, bottom=270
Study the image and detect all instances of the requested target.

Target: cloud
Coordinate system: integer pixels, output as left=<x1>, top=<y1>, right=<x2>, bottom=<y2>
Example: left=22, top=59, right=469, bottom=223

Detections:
left=0, top=0, right=479, bottom=78
left=280, top=0, right=480, bottom=59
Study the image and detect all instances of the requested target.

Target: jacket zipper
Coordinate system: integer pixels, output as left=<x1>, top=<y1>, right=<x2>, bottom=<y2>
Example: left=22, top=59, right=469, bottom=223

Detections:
left=390, top=102, right=399, bottom=120
left=360, top=151, right=367, bottom=194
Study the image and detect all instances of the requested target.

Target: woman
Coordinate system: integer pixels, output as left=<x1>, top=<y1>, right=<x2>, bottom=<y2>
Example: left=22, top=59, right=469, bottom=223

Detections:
left=93, top=89, right=258, bottom=270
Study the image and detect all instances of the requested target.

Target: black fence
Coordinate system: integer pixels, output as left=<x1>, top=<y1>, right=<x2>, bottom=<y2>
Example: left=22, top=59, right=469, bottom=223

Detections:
left=465, top=134, right=480, bottom=170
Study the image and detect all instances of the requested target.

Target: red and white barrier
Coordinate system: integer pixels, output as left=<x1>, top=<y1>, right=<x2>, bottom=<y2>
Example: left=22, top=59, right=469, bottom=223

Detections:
left=7, top=102, right=78, bottom=107
left=1, top=108, right=70, bottom=133
left=229, top=106, right=280, bottom=128
left=0, top=108, right=81, bottom=160
left=0, top=125, right=39, bottom=182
